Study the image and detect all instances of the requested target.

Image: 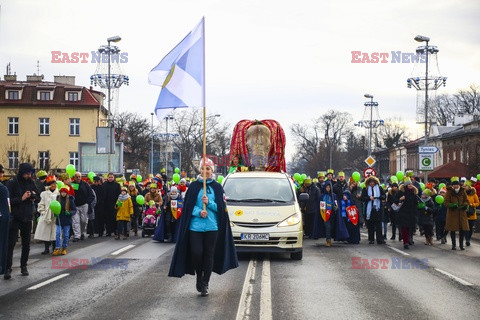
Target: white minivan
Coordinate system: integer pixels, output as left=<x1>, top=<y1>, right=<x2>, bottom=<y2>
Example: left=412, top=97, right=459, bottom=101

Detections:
left=223, top=171, right=307, bottom=260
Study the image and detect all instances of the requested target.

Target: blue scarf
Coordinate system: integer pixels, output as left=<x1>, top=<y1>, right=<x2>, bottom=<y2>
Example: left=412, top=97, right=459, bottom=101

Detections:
left=366, top=184, right=381, bottom=220
left=341, top=199, right=351, bottom=218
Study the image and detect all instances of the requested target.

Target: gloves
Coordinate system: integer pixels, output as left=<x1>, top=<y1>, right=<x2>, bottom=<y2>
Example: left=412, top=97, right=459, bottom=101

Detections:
left=417, top=203, right=426, bottom=209
left=65, top=210, right=71, bottom=216
left=448, top=203, right=458, bottom=209
left=459, top=204, right=468, bottom=210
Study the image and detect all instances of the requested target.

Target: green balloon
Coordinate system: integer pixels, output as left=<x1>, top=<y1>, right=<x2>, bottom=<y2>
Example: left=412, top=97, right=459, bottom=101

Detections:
left=477, top=174, right=480, bottom=181
left=175, top=167, right=180, bottom=174
left=50, top=200, right=61, bottom=215
left=396, top=171, right=404, bottom=181
left=301, top=173, right=307, bottom=180
left=136, top=175, right=142, bottom=183
left=438, top=183, right=446, bottom=189
left=352, top=171, right=361, bottom=182
left=381, top=183, right=386, bottom=189
left=57, top=181, right=64, bottom=189
left=293, top=173, right=300, bottom=181
left=173, top=173, right=181, bottom=184
left=360, top=182, right=366, bottom=189
left=88, top=171, right=95, bottom=182
left=435, top=195, right=444, bottom=204
left=66, top=164, right=76, bottom=178
left=217, top=175, right=224, bottom=184
left=136, top=195, right=145, bottom=205
left=420, top=182, right=425, bottom=190
left=298, top=178, right=304, bottom=185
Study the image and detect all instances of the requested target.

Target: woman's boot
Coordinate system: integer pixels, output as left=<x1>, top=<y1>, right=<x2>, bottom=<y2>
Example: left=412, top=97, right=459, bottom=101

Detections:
left=451, top=232, right=456, bottom=250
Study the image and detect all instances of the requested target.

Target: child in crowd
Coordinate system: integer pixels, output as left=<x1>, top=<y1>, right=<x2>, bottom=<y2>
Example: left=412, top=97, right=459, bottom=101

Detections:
left=115, top=187, right=133, bottom=240
left=53, top=186, right=77, bottom=256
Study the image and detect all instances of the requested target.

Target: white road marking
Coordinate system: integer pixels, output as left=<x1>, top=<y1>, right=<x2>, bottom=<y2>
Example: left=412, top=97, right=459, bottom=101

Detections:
left=434, top=268, right=473, bottom=286
left=236, top=258, right=257, bottom=320
left=260, top=259, right=272, bottom=320
left=387, top=246, right=411, bottom=256
left=111, top=245, right=136, bottom=256
left=26, top=273, right=70, bottom=291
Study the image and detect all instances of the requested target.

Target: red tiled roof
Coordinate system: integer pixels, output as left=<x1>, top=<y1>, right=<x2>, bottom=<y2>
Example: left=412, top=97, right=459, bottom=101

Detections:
left=0, top=80, right=101, bottom=107
left=428, top=160, right=468, bottom=179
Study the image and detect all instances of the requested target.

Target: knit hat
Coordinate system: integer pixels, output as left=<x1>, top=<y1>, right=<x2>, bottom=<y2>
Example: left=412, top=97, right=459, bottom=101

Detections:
left=60, top=173, right=70, bottom=181
left=304, top=178, right=312, bottom=185
left=199, top=157, right=215, bottom=172
left=470, top=176, right=478, bottom=183
left=148, top=200, right=155, bottom=206
left=180, top=178, right=186, bottom=184
left=403, top=179, right=413, bottom=187
left=460, top=177, right=466, bottom=182
left=422, top=189, right=432, bottom=197
left=45, top=175, right=57, bottom=185
left=121, top=186, right=128, bottom=192
left=170, top=186, right=178, bottom=193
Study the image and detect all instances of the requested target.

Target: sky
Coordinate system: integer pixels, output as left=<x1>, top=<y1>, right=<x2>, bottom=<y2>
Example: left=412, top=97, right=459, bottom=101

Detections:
left=1, top=0, right=479, bottom=163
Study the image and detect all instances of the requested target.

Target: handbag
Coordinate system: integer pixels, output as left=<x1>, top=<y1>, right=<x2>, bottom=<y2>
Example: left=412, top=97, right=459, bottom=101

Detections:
left=391, top=203, right=402, bottom=212
left=466, top=206, right=475, bottom=217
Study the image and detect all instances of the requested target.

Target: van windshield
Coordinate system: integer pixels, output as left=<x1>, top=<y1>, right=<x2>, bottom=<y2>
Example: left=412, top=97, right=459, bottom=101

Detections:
left=223, top=177, right=295, bottom=203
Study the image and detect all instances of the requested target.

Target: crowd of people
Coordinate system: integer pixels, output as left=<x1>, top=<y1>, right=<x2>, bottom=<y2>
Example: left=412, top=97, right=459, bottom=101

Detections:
left=297, top=169, right=479, bottom=250
left=0, top=163, right=197, bottom=280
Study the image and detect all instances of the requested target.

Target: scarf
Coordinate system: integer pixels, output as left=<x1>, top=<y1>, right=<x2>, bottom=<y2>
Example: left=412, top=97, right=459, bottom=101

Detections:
left=366, top=184, right=381, bottom=220
left=341, top=199, right=351, bottom=218
left=118, top=193, right=130, bottom=202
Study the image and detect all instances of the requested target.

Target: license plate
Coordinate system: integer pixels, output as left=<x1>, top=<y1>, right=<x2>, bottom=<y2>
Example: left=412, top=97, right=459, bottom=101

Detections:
left=241, top=233, right=269, bottom=241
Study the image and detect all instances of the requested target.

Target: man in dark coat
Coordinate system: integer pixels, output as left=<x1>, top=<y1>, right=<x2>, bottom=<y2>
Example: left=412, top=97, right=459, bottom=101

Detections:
left=169, top=179, right=238, bottom=279
left=5, top=163, right=40, bottom=279
left=333, top=171, right=348, bottom=201
left=72, top=172, right=95, bottom=241
left=361, top=175, right=386, bottom=245
left=103, top=173, right=121, bottom=236
left=91, top=176, right=106, bottom=236
left=393, top=180, right=419, bottom=249
left=0, top=164, right=11, bottom=276
left=297, top=178, right=320, bottom=238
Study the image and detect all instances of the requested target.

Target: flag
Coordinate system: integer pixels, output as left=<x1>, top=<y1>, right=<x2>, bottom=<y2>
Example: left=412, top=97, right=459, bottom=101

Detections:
left=149, top=17, right=205, bottom=119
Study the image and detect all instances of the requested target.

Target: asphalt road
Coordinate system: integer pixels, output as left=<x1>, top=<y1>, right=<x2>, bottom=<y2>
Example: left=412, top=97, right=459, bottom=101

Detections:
left=1, top=230, right=479, bottom=320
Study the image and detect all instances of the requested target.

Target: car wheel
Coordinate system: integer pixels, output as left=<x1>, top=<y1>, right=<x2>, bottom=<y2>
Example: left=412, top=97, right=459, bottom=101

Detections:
left=291, top=250, right=303, bottom=260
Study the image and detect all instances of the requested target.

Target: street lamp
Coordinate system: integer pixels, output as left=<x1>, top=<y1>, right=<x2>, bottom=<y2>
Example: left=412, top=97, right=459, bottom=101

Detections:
left=355, top=94, right=383, bottom=156
left=164, top=114, right=174, bottom=177
left=150, top=112, right=154, bottom=174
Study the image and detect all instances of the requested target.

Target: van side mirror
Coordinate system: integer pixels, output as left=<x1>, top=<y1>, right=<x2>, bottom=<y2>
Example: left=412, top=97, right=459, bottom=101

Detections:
left=298, top=193, right=309, bottom=201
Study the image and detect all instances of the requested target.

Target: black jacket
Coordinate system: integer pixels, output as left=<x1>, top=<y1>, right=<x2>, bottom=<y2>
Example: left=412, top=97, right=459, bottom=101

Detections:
left=169, top=179, right=238, bottom=277
left=333, top=180, right=348, bottom=202
left=6, top=163, right=40, bottom=222
left=298, top=184, right=320, bottom=215
left=103, top=181, right=121, bottom=208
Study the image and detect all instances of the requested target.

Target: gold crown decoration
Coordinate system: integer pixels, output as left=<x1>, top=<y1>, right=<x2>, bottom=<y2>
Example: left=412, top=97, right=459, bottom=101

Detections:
left=338, top=171, right=345, bottom=177
left=327, top=169, right=334, bottom=174
left=451, top=176, right=459, bottom=183
left=317, top=171, right=325, bottom=178
left=406, top=170, right=414, bottom=177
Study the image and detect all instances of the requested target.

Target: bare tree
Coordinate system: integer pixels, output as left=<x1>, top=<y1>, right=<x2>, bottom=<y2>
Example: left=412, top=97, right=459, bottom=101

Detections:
left=454, top=84, right=480, bottom=117
left=378, top=117, right=409, bottom=148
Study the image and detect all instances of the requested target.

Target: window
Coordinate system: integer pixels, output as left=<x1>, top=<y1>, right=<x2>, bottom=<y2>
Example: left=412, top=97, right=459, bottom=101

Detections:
left=39, top=91, right=51, bottom=100
left=69, top=152, right=79, bottom=167
left=8, top=117, right=19, bottom=135
left=8, top=91, right=19, bottom=100
left=38, top=151, right=49, bottom=169
left=39, top=118, right=50, bottom=135
left=8, top=151, right=18, bottom=169
left=70, top=118, right=80, bottom=135
left=67, top=92, right=79, bottom=101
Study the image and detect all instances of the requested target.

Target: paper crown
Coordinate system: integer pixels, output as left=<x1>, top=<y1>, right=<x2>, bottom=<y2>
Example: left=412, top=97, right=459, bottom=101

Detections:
left=149, top=183, right=158, bottom=189
left=406, top=170, right=414, bottom=177
left=60, top=185, right=70, bottom=193
left=470, top=176, right=478, bottom=183
left=337, top=171, right=345, bottom=177
left=45, top=175, right=57, bottom=185
left=304, top=178, right=312, bottom=184
left=36, top=170, right=47, bottom=179
left=451, top=176, right=459, bottom=183
left=317, top=171, right=325, bottom=178
left=327, top=169, right=334, bottom=174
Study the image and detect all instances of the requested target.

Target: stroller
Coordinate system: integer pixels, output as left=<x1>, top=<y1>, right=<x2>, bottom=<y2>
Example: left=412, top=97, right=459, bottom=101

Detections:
left=141, top=203, right=160, bottom=237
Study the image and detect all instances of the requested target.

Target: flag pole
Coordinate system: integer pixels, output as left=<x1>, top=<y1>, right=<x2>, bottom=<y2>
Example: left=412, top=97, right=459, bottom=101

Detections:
left=202, top=17, right=207, bottom=211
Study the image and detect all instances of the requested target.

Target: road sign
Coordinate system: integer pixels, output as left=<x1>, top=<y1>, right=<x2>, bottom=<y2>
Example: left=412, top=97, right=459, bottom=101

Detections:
left=364, top=156, right=376, bottom=167
left=418, top=146, right=439, bottom=154
left=419, top=154, right=434, bottom=171
left=363, top=167, right=377, bottom=178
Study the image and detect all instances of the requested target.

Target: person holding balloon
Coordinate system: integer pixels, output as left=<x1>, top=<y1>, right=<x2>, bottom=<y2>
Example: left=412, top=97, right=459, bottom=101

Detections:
left=34, top=175, right=59, bottom=254
left=434, top=188, right=448, bottom=244
left=444, top=177, right=470, bottom=250
left=52, top=186, right=77, bottom=256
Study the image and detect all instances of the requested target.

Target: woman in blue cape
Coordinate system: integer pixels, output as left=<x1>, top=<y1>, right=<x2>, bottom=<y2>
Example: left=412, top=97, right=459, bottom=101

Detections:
left=341, top=190, right=360, bottom=244
left=168, top=158, right=238, bottom=297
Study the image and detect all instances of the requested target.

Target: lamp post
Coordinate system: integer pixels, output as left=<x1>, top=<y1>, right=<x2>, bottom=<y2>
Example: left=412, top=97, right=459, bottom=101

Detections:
left=106, top=36, right=121, bottom=173
left=164, top=114, right=174, bottom=177
left=150, top=112, right=154, bottom=174
left=355, top=94, right=383, bottom=156
left=414, top=35, right=430, bottom=149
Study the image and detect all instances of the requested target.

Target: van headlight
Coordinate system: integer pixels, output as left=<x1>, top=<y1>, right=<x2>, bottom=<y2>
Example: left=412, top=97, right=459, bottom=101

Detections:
left=278, top=212, right=301, bottom=227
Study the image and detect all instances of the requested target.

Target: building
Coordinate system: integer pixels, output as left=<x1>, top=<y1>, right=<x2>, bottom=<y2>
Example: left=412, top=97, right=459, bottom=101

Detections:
left=0, top=74, right=107, bottom=175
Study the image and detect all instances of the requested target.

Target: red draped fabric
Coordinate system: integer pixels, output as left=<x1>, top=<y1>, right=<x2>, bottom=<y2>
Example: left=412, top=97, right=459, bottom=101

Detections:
left=229, top=119, right=286, bottom=172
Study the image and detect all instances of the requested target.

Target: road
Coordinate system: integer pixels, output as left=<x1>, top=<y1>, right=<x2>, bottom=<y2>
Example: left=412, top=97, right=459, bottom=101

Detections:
left=1, top=230, right=479, bottom=320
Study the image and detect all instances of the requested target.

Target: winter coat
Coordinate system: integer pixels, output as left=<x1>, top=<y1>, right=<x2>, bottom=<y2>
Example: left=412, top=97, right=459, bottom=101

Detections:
left=394, top=185, right=419, bottom=228
left=444, top=186, right=469, bottom=231
left=0, top=183, right=10, bottom=275
left=34, top=188, right=59, bottom=241
left=56, top=195, right=77, bottom=227
left=360, top=177, right=386, bottom=222
left=333, top=180, right=348, bottom=202
left=103, top=180, right=121, bottom=213
left=298, top=183, right=320, bottom=215
left=115, top=197, right=133, bottom=221
left=169, top=179, right=238, bottom=278
left=417, top=197, right=435, bottom=227
left=466, top=188, right=479, bottom=221
left=6, top=163, right=40, bottom=222
left=145, top=191, right=163, bottom=206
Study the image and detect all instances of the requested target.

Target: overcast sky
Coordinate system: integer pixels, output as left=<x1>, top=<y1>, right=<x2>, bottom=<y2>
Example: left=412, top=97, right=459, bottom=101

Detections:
left=1, top=0, right=479, bottom=162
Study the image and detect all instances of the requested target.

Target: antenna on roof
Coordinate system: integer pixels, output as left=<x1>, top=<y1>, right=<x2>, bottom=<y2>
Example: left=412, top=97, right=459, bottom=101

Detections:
left=36, top=60, right=40, bottom=75
left=6, top=62, right=11, bottom=75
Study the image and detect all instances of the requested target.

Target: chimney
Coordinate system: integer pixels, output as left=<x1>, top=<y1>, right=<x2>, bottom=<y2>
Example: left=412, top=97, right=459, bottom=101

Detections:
left=4, top=74, right=17, bottom=81
left=54, top=75, right=76, bottom=85
left=26, top=74, right=44, bottom=82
